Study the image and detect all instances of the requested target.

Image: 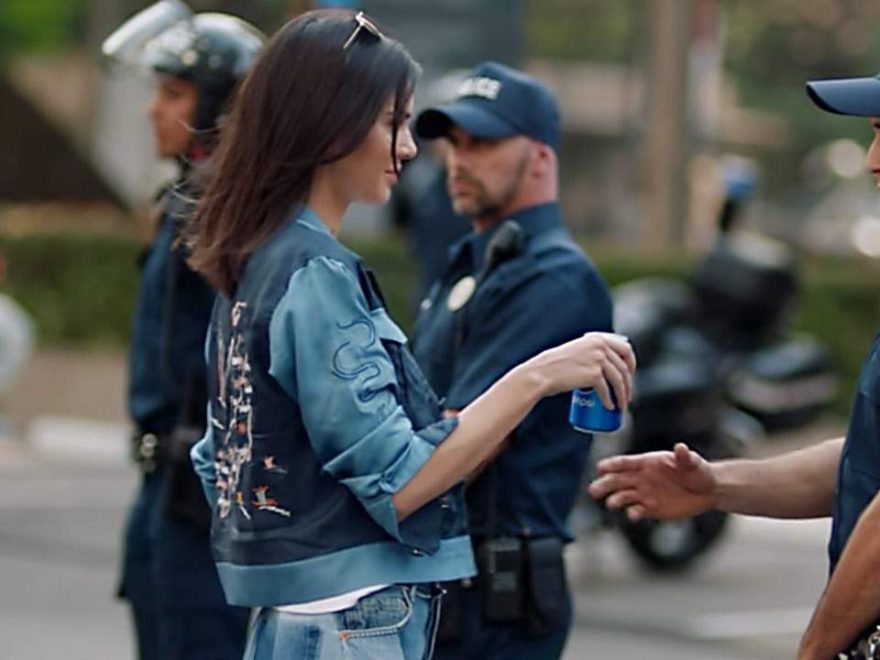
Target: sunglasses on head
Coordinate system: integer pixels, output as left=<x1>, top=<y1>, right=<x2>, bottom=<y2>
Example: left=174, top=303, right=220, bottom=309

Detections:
left=342, top=11, right=383, bottom=51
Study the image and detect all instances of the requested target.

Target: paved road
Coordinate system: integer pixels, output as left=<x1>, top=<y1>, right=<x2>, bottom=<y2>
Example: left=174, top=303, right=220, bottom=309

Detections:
left=0, top=427, right=834, bottom=660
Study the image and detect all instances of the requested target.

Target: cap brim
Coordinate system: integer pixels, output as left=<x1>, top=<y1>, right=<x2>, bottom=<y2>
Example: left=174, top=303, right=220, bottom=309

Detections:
left=807, top=77, right=880, bottom=117
left=415, top=101, right=518, bottom=141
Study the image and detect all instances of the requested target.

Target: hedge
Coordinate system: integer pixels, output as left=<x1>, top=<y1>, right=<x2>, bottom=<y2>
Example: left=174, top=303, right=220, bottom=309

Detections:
left=1, top=231, right=878, bottom=415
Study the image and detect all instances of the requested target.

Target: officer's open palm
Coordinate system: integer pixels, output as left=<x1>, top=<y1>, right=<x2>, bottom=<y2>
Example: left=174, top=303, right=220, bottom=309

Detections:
left=588, top=443, right=717, bottom=522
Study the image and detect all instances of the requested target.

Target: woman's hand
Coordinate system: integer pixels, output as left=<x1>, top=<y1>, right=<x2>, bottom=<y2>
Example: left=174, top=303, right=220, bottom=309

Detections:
left=526, top=332, right=636, bottom=410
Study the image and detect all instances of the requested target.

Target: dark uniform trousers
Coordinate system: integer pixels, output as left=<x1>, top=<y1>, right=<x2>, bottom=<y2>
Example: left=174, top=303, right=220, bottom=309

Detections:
left=121, top=181, right=248, bottom=660
left=434, top=585, right=572, bottom=660
left=123, top=470, right=249, bottom=660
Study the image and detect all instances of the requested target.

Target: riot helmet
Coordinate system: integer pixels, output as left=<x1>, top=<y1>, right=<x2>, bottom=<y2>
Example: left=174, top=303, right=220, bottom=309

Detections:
left=103, top=1, right=264, bottom=138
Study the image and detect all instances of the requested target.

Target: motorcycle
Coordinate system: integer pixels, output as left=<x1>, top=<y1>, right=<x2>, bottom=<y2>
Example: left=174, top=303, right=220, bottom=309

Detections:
left=580, top=179, right=838, bottom=571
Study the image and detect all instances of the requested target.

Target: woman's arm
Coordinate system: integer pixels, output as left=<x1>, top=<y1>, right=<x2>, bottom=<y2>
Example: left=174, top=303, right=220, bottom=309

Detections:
left=271, top=256, right=634, bottom=539
left=393, top=331, right=636, bottom=520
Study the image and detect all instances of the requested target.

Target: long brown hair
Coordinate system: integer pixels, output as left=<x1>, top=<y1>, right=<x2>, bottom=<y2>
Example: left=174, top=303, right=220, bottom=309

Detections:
left=188, top=9, right=419, bottom=296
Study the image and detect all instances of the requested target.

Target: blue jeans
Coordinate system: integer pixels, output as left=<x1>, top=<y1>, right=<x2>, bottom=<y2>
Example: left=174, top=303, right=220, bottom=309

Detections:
left=244, top=585, right=442, bottom=660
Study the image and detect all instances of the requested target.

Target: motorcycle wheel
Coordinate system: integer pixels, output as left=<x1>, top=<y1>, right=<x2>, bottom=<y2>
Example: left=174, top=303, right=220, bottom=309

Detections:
left=617, top=508, right=729, bottom=572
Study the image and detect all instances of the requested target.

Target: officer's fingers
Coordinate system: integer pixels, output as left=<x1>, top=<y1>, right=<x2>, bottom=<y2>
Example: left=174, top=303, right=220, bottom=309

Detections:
left=626, top=504, right=648, bottom=522
left=595, top=453, right=644, bottom=475
left=588, top=473, right=622, bottom=499
left=605, top=488, right=646, bottom=511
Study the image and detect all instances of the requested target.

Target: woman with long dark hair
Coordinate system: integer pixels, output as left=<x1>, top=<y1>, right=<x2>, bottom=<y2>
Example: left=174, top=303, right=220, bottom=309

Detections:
left=189, top=9, right=635, bottom=659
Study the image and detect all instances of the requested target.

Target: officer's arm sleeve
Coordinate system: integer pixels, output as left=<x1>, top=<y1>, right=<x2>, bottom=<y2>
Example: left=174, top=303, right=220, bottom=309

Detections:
left=268, top=256, right=456, bottom=553
left=191, top=326, right=220, bottom=507
left=445, top=270, right=613, bottom=409
left=190, top=419, right=219, bottom=508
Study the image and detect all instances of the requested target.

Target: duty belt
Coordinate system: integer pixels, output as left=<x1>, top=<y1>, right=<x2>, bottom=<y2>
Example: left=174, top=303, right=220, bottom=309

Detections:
left=130, top=431, right=171, bottom=473
left=841, top=625, right=880, bottom=660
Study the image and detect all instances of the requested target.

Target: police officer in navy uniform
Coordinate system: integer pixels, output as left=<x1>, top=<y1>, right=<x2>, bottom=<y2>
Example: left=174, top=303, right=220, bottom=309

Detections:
left=102, top=5, right=263, bottom=659
left=411, top=61, right=613, bottom=659
left=589, top=71, right=880, bottom=660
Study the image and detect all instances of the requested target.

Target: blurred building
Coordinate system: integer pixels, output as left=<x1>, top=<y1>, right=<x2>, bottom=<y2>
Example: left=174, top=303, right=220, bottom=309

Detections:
left=0, top=0, right=797, bottom=244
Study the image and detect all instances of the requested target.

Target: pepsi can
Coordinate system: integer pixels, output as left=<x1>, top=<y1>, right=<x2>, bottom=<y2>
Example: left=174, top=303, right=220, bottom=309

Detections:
left=569, top=387, right=621, bottom=433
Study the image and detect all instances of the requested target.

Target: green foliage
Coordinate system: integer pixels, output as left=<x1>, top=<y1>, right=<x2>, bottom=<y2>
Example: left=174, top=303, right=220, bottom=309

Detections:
left=2, top=232, right=877, bottom=416
left=0, top=233, right=140, bottom=346
left=524, top=0, right=636, bottom=63
left=347, top=232, right=418, bottom=329
left=721, top=1, right=880, bottom=194
left=0, top=0, right=87, bottom=59
left=794, top=258, right=880, bottom=413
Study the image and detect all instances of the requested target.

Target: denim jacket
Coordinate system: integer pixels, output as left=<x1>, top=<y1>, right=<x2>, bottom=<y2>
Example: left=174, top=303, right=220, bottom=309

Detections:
left=191, top=207, right=475, bottom=607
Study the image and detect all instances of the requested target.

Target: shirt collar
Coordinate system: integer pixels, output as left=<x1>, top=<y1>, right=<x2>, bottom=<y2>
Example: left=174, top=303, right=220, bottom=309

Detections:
left=451, top=203, right=563, bottom=273
left=296, top=206, right=334, bottom=237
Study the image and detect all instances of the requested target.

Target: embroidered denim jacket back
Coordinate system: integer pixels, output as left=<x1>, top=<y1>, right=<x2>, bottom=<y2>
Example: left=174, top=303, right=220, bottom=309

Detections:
left=193, top=208, right=474, bottom=607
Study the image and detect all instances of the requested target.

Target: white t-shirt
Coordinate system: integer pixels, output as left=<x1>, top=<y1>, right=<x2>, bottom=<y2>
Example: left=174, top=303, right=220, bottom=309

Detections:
left=275, top=584, right=390, bottom=615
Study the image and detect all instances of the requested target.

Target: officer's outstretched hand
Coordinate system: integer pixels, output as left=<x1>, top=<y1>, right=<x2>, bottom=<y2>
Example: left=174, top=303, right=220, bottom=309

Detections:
left=588, top=443, right=717, bottom=522
left=532, top=332, right=635, bottom=410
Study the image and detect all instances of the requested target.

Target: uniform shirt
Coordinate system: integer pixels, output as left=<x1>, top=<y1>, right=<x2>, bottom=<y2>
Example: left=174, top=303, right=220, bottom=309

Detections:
left=127, top=180, right=215, bottom=434
left=829, top=332, right=880, bottom=571
left=411, top=203, right=613, bottom=540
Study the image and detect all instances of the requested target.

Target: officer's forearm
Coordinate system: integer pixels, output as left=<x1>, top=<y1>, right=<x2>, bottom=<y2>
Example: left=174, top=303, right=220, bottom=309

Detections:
left=392, top=363, right=547, bottom=520
left=713, top=437, right=841, bottom=518
left=798, top=490, right=880, bottom=659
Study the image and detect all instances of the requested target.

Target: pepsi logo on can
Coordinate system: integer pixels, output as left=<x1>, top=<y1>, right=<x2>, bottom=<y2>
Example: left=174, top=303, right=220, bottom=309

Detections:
left=569, top=387, right=621, bottom=433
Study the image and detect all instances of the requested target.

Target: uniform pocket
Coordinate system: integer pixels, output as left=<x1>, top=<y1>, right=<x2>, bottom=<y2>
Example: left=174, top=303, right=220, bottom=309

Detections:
left=371, top=308, right=443, bottom=429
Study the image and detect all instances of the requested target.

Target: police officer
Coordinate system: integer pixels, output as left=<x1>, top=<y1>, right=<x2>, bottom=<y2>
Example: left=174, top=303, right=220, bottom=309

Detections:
left=589, top=71, right=880, bottom=659
left=102, top=5, right=263, bottom=659
left=390, top=143, right=470, bottom=305
left=411, top=61, right=613, bottom=659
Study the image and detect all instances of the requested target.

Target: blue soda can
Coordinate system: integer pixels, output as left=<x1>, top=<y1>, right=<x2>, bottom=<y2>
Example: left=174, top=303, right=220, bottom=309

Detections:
left=569, top=387, right=621, bottom=433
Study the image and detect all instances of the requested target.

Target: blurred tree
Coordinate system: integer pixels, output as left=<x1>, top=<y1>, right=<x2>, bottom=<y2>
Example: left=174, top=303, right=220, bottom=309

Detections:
left=723, top=0, right=880, bottom=193
left=0, top=0, right=89, bottom=59
left=525, top=0, right=638, bottom=64
left=190, top=0, right=294, bottom=31
left=0, top=0, right=305, bottom=62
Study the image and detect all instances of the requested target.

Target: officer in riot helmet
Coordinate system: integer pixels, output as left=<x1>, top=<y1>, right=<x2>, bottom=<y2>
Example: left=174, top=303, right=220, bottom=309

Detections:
left=102, top=3, right=263, bottom=659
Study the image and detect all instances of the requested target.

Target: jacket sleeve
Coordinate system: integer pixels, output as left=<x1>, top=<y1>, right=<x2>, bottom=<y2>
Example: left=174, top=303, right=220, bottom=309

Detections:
left=267, top=256, right=457, bottom=552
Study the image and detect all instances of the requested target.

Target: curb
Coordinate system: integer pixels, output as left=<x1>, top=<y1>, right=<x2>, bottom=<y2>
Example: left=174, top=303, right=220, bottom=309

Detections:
left=25, top=416, right=129, bottom=466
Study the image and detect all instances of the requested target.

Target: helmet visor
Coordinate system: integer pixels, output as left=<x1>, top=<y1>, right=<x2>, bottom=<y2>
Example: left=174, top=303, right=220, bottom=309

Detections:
left=101, top=0, right=192, bottom=69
